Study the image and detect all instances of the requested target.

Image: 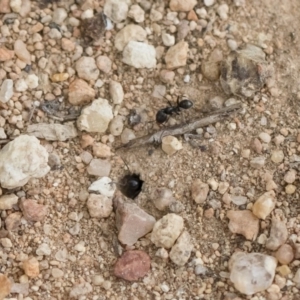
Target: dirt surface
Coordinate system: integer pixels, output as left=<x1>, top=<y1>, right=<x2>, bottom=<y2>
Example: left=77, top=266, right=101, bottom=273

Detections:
left=1, top=0, right=300, bottom=299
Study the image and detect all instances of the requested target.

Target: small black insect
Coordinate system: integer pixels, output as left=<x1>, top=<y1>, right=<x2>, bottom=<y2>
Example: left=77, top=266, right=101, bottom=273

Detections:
left=118, top=174, right=143, bottom=199
left=156, top=97, right=193, bottom=124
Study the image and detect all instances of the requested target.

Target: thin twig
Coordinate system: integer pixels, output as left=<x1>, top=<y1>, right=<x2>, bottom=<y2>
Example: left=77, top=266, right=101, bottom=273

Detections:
left=118, top=103, right=242, bottom=149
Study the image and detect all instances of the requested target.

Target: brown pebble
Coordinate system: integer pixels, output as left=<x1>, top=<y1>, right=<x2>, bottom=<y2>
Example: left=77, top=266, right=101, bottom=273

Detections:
left=0, top=274, right=11, bottom=299
left=114, top=250, right=151, bottom=281
left=275, top=244, right=294, bottom=265
left=251, top=138, right=263, bottom=154
left=204, top=208, right=214, bottom=218
left=23, top=257, right=40, bottom=278
left=5, top=212, right=22, bottom=231
left=20, top=199, right=47, bottom=222
left=80, top=134, right=95, bottom=149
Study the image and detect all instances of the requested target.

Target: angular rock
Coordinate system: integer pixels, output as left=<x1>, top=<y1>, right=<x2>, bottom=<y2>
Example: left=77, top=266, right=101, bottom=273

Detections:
left=0, top=194, right=18, bottom=210
left=5, top=212, right=22, bottom=231
left=96, top=55, right=112, bottom=73
left=52, top=8, right=67, bottom=24
left=22, top=257, right=39, bottom=278
left=92, top=142, right=111, bottom=158
left=14, top=39, right=31, bottom=64
left=68, top=79, right=95, bottom=105
left=25, top=74, right=39, bottom=89
left=116, top=202, right=156, bottom=246
left=266, top=218, right=288, bottom=251
left=153, top=188, right=175, bottom=211
left=27, top=123, right=78, bottom=142
left=162, top=136, right=183, bottom=155
left=0, top=274, right=11, bottom=299
left=87, top=159, right=111, bottom=177
left=36, top=243, right=51, bottom=256
left=170, top=0, right=197, bottom=11
left=0, top=79, right=13, bottom=103
left=165, top=41, right=188, bottom=69
left=77, top=98, right=113, bottom=133
left=191, top=179, right=209, bottom=204
left=123, top=41, right=156, bottom=69
left=20, top=199, right=47, bottom=222
left=0, top=135, right=50, bottom=189
left=0, top=47, right=14, bottom=61
left=250, top=156, right=265, bottom=169
left=151, top=213, right=184, bottom=249
left=86, top=194, right=113, bottom=218
left=11, top=282, right=29, bottom=296
left=69, top=281, right=92, bottom=298
left=169, top=231, right=193, bottom=266
left=114, top=24, right=147, bottom=51
left=104, top=0, right=129, bottom=23
left=252, top=191, right=276, bottom=220
left=227, top=210, right=259, bottom=240
left=88, top=177, right=116, bottom=197
left=114, top=250, right=151, bottom=281
left=229, top=252, right=277, bottom=295
left=128, top=4, right=145, bottom=23
left=75, top=56, right=99, bottom=81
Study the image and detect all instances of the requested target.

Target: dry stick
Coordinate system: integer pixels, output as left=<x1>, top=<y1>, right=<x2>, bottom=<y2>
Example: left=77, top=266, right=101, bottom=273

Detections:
left=118, top=103, right=242, bottom=150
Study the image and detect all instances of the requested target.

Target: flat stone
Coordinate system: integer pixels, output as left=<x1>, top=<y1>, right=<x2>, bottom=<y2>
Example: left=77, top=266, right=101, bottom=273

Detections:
left=0, top=194, right=18, bottom=210
left=250, top=156, right=265, bottom=169
left=104, top=0, right=129, bottom=23
left=162, top=135, right=183, bottom=155
left=0, top=47, right=14, bottom=61
left=36, top=243, right=51, bottom=256
left=92, top=142, right=111, bottom=158
left=88, top=177, right=116, bottom=197
left=14, top=39, right=31, bottom=64
left=87, top=194, right=113, bottom=218
left=191, top=179, right=209, bottom=204
left=169, top=0, right=197, bottom=11
left=20, top=199, right=47, bottom=222
left=252, top=190, right=276, bottom=220
left=0, top=79, right=13, bottom=103
left=165, top=41, right=188, bottom=69
left=87, top=159, right=111, bottom=177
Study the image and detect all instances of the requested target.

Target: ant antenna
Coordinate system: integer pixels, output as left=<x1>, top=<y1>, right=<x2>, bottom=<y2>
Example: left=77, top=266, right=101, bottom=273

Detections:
left=118, top=155, right=131, bottom=172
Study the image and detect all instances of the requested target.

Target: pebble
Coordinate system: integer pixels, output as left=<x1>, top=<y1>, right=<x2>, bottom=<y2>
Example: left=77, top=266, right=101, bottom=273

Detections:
left=77, top=98, right=113, bottom=133
left=10, top=0, right=21, bottom=12
left=153, top=188, right=175, bottom=211
left=259, top=132, right=271, bottom=143
left=1, top=237, right=12, bottom=247
left=266, top=179, right=278, bottom=191
left=227, top=210, right=259, bottom=240
left=96, top=55, right=112, bottom=73
left=51, top=73, right=69, bottom=82
left=75, top=56, right=99, bottom=81
left=165, top=41, right=188, bottom=69
left=86, top=194, right=113, bottom=218
left=104, top=0, right=129, bottom=23
left=20, top=199, right=47, bottom=222
left=5, top=212, right=22, bottom=231
left=25, top=74, right=39, bottom=89
left=191, top=179, right=209, bottom=204
left=61, top=38, right=75, bottom=52
left=162, top=136, right=183, bottom=155
left=177, top=20, right=190, bottom=41
left=169, top=231, right=193, bottom=266
left=251, top=138, right=262, bottom=154
left=227, top=39, right=238, bottom=50
left=204, top=0, right=215, bottom=6
left=52, top=8, right=67, bottom=24
left=275, top=244, right=294, bottom=265
left=128, top=4, right=145, bottom=23
left=169, top=0, right=197, bottom=11
left=87, top=159, right=111, bottom=177
left=36, top=243, right=51, bottom=256
left=155, top=248, right=169, bottom=259
left=0, top=47, right=14, bottom=61
left=110, top=116, right=125, bottom=136
left=109, top=80, right=124, bottom=104
left=151, top=213, right=184, bottom=249
left=74, top=241, right=85, bottom=252
left=0, top=194, right=18, bottom=210
left=88, top=177, right=116, bottom=197
left=69, top=282, right=92, bottom=298
left=207, top=178, right=219, bottom=191
left=23, top=257, right=40, bottom=278
left=217, top=4, right=229, bottom=20
left=274, top=134, right=285, bottom=146
left=266, top=218, right=288, bottom=250
left=230, top=195, right=248, bottom=206
left=114, top=24, right=147, bottom=51
left=81, top=135, right=94, bottom=149
left=116, top=202, right=155, bottom=246
left=277, top=265, right=291, bottom=277
left=294, top=269, right=300, bottom=285
left=229, top=252, right=277, bottom=295
left=0, top=79, right=13, bottom=103
left=218, top=182, right=229, bottom=194
left=114, top=250, right=151, bottom=281
left=92, top=142, right=111, bottom=158
left=209, top=96, right=225, bottom=109
left=0, top=128, right=6, bottom=139
left=55, top=248, right=68, bottom=262
left=162, top=32, right=175, bottom=47
left=68, top=79, right=95, bottom=106
left=92, top=274, right=104, bottom=286
left=252, top=190, right=276, bottom=220
left=121, top=128, right=136, bottom=144
left=15, top=78, right=28, bottom=92
left=122, top=41, right=156, bottom=69
left=169, top=200, right=185, bottom=213
left=250, top=156, right=265, bottom=169
left=201, top=60, right=220, bottom=81
left=0, top=274, right=11, bottom=299
left=51, top=268, right=64, bottom=278
left=271, top=150, right=284, bottom=163
left=284, top=169, right=297, bottom=184
left=150, top=8, right=163, bottom=21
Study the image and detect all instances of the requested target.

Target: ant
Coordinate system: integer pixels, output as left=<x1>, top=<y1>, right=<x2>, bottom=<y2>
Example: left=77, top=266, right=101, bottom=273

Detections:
left=156, top=96, right=193, bottom=124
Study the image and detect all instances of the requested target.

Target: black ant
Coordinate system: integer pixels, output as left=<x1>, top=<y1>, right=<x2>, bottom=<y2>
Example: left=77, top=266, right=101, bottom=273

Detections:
left=156, top=97, right=193, bottom=124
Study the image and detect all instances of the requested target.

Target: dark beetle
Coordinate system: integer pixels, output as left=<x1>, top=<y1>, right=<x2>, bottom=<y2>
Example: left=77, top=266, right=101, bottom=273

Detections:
left=118, top=174, right=144, bottom=199
left=156, top=98, right=193, bottom=124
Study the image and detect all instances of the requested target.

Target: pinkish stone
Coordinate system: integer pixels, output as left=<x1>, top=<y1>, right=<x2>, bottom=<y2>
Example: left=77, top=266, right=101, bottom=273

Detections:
left=20, top=199, right=47, bottom=222
left=5, top=212, right=22, bottom=231
left=22, top=257, right=39, bottom=278
left=0, top=274, right=11, bottom=299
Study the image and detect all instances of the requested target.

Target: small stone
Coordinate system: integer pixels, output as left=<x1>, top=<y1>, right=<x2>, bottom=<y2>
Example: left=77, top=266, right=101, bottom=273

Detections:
left=151, top=213, right=184, bottom=249
left=5, top=212, right=22, bottom=231
left=109, top=81, right=124, bottom=104
left=77, top=98, right=113, bottom=133
left=0, top=274, right=11, bottom=299
left=207, top=178, right=218, bottom=191
left=162, top=136, right=183, bottom=155
left=23, top=257, right=39, bottom=278
left=114, top=250, right=151, bottom=281
left=284, top=169, right=297, bottom=184
left=96, top=56, right=112, bottom=73
left=69, top=282, right=92, bottom=298
left=36, top=243, right=51, bottom=256
left=0, top=47, right=14, bottom=61
left=293, top=269, right=300, bottom=285
left=68, top=79, right=95, bottom=106
left=217, top=3, right=229, bottom=20
left=252, top=191, right=276, bottom=220
left=209, top=96, right=225, bottom=110
left=191, top=179, right=209, bottom=204
left=25, top=74, right=39, bottom=89
left=104, top=0, right=129, bottom=23
left=51, top=73, right=69, bottom=82
left=276, top=265, right=291, bottom=277
left=160, top=70, right=175, bottom=84
left=275, top=244, right=294, bottom=265
left=177, top=20, right=190, bottom=41
left=123, top=41, right=156, bottom=69
left=266, top=180, right=278, bottom=191
left=87, top=159, right=111, bottom=177
left=250, top=157, right=265, bottom=169
left=74, top=241, right=85, bottom=252
left=162, top=32, right=175, bottom=47
left=230, top=195, right=248, bottom=206
left=61, top=38, right=76, bottom=52
left=229, top=252, right=277, bottom=295
left=227, top=39, right=238, bottom=50
left=153, top=188, right=175, bottom=211
left=92, top=143, right=111, bottom=158
left=121, top=128, right=136, bottom=144
left=0, top=0, right=11, bottom=13
left=81, top=134, right=94, bottom=149
left=109, top=116, right=125, bottom=136
left=128, top=4, right=145, bottom=23
left=251, top=138, right=262, bottom=154
left=169, top=0, right=197, bottom=11
left=169, top=201, right=185, bottom=213
left=271, top=150, right=284, bottom=164
left=0, top=194, right=18, bottom=210
left=48, top=28, right=62, bottom=39
left=1, top=237, right=12, bottom=247
left=14, top=40, right=31, bottom=64
left=10, top=0, right=21, bottom=12
left=55, top=248, right=68, bottom=262
left=88, top=177, right=116, bottom=197
left=218, top=182, right=229, bottom=194
left=285, top=184, right=296, bottom=194
left=241, top=149, right=251, bottom=158
left=116, top=202, right=156, bottom=246
left=165, top=41, right=188, bottom=69
left=150, top=8, right=163, bottom=21
left=204, top=0, right=215, bottom=6
left=266, top=218, right=288, bottom=251
left=0, top=128, right=6, bottom=139
left=87, top=194, right=113, bottom=218
left=52, top=8, right=67, bottom=24
left=20, top=199, right=47, bottom=222
left=51, top=268, right=64, bottom=278
left=169, top=231, right=193, bottom=266
left=227, top=210, right=259, bottom=240
left=274, top=135, right=285, bottom=146
left=259, top=132, right=271, bottom=143
left=92, top=274, right=104, bottom=286
left=15, top=78, right=28, bottom=92
left=0, top=79, right=13, bottom=103
left=75, top=57, right=99, bottom=81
